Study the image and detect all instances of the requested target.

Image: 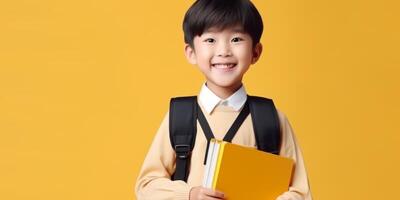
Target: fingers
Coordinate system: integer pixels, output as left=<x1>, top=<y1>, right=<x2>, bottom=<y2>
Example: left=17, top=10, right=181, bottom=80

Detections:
left=190, top=186, right=226, bottom=200
left=204, top=197, right=225, bottom=200
left=202, top=188, right=225, bottom=198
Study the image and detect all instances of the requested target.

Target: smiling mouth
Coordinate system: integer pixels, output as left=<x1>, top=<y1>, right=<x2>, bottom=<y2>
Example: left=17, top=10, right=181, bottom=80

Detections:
left=211, top=63, right=237, bottom=69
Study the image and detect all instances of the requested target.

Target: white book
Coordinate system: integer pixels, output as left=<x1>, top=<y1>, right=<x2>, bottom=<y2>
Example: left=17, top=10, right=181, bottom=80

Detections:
left=202, top=140, right=214, bottom=187
left=202, top=139, right=220, bottom=188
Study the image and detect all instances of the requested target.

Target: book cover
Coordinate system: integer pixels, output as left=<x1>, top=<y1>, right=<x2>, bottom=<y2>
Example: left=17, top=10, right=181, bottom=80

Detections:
left=203, top=140, right=294, bottom=200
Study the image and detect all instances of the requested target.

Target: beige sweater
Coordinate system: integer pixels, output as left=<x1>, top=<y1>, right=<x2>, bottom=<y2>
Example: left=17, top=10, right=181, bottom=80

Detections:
left=135, top=100, right=312, bottom=200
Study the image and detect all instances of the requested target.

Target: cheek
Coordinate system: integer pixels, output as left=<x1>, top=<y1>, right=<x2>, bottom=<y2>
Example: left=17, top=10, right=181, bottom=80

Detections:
left=196, top=47, right=213, bottom=63
left=193, top=48, right=211, bottom=71
left=235, top=47, right=253, bottom=63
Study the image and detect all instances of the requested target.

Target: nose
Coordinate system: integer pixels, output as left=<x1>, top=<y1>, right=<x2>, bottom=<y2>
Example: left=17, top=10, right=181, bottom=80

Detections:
left=216, top=41, right=232, bottom=57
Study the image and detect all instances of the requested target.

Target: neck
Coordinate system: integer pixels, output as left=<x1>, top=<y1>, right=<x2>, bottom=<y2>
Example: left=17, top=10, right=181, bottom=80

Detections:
left=206, top=81, right=243, bottom=100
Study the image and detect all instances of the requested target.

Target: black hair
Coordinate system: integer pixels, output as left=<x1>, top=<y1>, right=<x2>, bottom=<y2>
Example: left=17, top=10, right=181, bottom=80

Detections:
left=183, top=0, right=263, bottom=47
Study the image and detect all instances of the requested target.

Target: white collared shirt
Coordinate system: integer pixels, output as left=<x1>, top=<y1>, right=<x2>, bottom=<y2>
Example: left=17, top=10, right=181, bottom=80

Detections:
left=198, top=82, right=248, bottom=114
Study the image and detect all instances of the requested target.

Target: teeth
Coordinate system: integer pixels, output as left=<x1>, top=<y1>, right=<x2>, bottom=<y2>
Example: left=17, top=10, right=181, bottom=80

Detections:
left=212, top=63, right=236, bottom=69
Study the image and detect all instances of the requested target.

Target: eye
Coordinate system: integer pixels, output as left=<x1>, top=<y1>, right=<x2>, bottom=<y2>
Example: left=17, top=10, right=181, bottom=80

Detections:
left=231, top=37, right=243, bottom=43
left=204, top=38, right=215, bottom=43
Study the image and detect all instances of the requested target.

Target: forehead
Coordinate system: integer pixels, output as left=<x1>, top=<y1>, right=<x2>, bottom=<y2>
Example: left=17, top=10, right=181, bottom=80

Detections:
left=203, top=25, right=246, bottom=34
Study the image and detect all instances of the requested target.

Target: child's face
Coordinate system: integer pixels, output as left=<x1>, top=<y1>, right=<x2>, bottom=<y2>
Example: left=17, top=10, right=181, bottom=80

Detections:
left=185, top=25, right=262, bottom=93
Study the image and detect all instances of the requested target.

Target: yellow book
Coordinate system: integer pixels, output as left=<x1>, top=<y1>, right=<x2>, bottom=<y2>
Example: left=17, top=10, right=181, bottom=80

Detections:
left=203, top=140, right=294, bottom=200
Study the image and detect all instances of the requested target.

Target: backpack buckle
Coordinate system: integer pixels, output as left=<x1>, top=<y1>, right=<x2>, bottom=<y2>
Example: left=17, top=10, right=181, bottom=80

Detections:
left=175, top=144, right=191, bottom=159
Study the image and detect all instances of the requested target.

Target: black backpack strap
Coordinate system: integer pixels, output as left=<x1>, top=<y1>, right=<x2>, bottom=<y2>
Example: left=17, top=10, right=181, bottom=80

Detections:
left=196, top=103, right=215, bottom=165
left=223, top=101, right=250, bottom=142
left=248, top=95, right=281, bottom=155
left=197, top=100, right=251, bottom=164
left=169, top=96, right=197, bottom=181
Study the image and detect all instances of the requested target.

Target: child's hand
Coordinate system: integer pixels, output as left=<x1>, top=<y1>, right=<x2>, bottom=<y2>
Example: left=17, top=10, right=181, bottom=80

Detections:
left=189, top=186, right=225, bottom=200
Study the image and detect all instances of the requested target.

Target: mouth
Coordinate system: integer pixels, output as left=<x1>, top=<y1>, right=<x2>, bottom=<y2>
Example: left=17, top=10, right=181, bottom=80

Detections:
left=211, top=63, right=237, bottom=70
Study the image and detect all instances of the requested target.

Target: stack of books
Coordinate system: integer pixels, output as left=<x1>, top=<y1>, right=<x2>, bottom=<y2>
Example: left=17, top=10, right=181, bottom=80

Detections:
left=202, top=139, right=294, bottom=200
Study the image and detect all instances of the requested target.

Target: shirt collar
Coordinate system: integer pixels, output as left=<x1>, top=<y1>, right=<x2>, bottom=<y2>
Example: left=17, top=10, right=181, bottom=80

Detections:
left=198, top=82, right=248, bottom=114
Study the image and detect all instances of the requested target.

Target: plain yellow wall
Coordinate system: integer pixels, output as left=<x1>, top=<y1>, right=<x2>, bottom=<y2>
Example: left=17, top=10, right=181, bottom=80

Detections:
left=1, top=0, right=399, bottom=199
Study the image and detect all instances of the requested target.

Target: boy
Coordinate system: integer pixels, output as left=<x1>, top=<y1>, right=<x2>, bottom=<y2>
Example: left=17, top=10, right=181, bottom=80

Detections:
left=135, top=0, right=312, bottom=199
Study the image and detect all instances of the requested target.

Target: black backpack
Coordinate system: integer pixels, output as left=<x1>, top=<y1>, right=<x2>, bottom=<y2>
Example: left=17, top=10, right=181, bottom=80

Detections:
left=169, top=95, right=281, bottom=182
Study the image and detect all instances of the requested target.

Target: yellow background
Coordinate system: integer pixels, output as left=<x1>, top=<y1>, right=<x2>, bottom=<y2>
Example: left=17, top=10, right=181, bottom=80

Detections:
left=1, top=0, right=399, bottom=199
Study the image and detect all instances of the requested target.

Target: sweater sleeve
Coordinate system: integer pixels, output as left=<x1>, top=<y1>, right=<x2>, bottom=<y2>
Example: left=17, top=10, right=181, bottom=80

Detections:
left=276, top=111, right=313, bottom=200
left=135, top=111, right=192, bottom=200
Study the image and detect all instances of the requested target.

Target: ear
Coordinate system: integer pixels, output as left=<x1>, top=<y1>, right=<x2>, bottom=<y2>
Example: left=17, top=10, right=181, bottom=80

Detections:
left=184, top=44, right=197, bottom=65
left=251, top=43, right=263, bottom=64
